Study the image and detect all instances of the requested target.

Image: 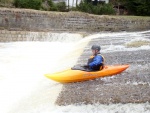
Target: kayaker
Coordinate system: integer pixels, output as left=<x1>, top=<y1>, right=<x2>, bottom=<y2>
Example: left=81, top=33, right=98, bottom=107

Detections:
left=84, top=45, right=104, bottom=71
left=72, top=45, right=104, bottom=71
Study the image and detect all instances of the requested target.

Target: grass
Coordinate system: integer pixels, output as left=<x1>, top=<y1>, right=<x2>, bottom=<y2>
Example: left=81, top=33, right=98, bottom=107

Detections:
left=121, top=16, right=150, bottom=20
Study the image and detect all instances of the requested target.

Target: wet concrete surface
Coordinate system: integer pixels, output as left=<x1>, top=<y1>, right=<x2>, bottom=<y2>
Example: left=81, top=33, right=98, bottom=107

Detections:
left=56, top=31, right=150, bottom=105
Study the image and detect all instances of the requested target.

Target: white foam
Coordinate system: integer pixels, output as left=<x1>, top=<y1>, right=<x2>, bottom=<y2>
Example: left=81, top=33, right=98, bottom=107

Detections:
left=9, top=102, right=150, bottom=113
left=0, top=31, right=150, bottom=113
left=0, top=42, right=72, bottom=113
left=102, top=45, right=150, bottom=53
left=53, top=103, right=150, bottom=113
left=26, top=32, right=83, bottom=42
left=0, top=33, right=91, bottom=113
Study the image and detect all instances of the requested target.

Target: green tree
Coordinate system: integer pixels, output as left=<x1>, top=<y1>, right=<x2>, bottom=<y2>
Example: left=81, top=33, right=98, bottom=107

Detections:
left=45, top=0, right=66, bottom=11
left=47, top=0, right=57, bottom=11
left=56, top=2, right=66, bottom=12
left=125, top=0, right=150, bottom=16
left=14, top=0, right=42, bottom=10
left=77, top=0, right=115, bottom=15
left=112, top=0, right=150, bottom=16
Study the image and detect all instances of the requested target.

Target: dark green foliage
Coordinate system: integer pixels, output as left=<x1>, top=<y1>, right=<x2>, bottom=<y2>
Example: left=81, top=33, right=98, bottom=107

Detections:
left=56, top=2, right=66, bottom=12
left=13, top=0, right=66, bottom=11
left=14, top=0, right=42, bottom=10
left=114, top=0, right=150, bottom=16
left=47, top=0, right=57, bottom=11
left=0, top=0, right=13, bottom=3
left=3, top=0, right=150, bottom=16
left=77, top=0, right=115, bottom=15
left=125, top=0, right=150, bottom=16
left=43, top=0, right=66, bottom=12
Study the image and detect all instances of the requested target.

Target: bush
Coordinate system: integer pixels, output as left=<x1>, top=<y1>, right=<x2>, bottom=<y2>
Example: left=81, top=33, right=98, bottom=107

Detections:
left=14, top=0, right=42, bottom=10
left=77, top=1, right=115, bottom=15
left=43, top=0, right=66, bottom=12
left=130, top=0, right=150, bottom=16
left=0, top=0, right=13, bottom=4
left=47, top=0, right=57, bottom=11
left=77, top=1, right=92, bottom=13
left=100, top=4, right=115, bottom=15
left=118, top=0, right=150, bottom=16
left=70, top=7, right=79, bottom=11
left=56, top=2, right=66, bottom=12
left=0, top=0, right=13, bottom=7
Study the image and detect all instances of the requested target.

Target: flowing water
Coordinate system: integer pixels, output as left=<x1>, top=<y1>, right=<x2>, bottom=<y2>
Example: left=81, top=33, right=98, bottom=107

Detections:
left=0, top=31, right=150, bottom=113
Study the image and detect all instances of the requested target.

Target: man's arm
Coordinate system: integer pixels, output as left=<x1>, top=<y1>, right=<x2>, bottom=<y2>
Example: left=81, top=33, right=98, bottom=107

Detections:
left=89, top=56, right=102, bottom=68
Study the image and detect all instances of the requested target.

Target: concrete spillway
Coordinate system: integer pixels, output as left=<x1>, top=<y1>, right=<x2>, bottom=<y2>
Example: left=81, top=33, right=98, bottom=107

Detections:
left=56, top=31, right=150, bottom=105
left=0, top=31, right=150, bottom=113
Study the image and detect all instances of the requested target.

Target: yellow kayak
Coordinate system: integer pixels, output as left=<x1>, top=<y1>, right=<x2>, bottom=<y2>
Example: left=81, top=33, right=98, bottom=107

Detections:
left=44, top=65, right=129, bottom=83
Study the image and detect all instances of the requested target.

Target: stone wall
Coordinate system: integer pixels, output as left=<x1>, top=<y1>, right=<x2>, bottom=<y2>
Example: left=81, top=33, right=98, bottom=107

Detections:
left=0, top=8, right=150, bottom=33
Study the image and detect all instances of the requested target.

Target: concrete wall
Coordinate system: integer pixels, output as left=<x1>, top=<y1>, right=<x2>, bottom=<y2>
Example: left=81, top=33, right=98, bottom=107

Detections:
left=0, top=8, right=150, bottom=33
left=0, top=30, right=84, bottom=42
left=0, top=30, right=28, bottom=42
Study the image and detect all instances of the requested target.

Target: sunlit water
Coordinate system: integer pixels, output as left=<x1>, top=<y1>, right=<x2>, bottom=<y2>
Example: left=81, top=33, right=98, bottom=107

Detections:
left=0, top=32, right=150, bottom=113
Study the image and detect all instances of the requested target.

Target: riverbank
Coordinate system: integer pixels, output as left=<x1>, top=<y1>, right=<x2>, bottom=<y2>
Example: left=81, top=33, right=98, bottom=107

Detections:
left=0, top=8, right=150, bottom=33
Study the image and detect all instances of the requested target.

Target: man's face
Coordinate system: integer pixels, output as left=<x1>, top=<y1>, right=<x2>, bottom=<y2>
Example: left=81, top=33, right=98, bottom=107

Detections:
left=92, top=50, right=98, bottom=55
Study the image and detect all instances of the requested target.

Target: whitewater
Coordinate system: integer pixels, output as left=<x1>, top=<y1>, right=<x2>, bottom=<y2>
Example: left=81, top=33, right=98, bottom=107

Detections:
left=0, top=31, right=150, bottom=113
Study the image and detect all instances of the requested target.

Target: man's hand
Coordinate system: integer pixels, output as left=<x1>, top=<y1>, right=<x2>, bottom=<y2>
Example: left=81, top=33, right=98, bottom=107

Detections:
left=81, top=65, right=89, bottom=68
